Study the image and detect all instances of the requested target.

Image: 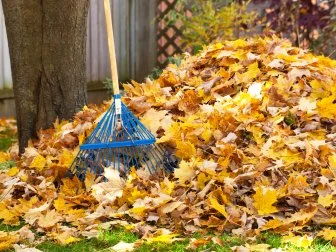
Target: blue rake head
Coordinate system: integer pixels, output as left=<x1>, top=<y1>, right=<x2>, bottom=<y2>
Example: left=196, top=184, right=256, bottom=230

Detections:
left=67, top=95, right=178, bottom=180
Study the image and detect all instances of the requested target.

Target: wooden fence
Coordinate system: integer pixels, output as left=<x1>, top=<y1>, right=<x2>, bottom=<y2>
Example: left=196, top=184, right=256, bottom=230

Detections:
left=0, top=0, right=157, bottom=116
left=87, top=0, right=157, bottom=85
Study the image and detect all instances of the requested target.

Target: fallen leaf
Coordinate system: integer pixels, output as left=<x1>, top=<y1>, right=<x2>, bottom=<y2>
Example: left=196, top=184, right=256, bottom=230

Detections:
left=253, top=186, right=278, bottom=215
left=282, top=234, right=313, bottom=248
left=37, top=210, right=62, bottom=228
left=111, top=241, right=136, bottom=252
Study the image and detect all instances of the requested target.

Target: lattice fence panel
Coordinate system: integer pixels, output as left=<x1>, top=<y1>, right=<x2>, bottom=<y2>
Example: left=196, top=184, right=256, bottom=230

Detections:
left=156, top=0, right=186, bottom=67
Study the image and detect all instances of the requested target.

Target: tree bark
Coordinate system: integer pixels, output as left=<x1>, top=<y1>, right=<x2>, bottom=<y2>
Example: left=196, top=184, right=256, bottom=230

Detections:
left=2, top=0, right=89, bottom=153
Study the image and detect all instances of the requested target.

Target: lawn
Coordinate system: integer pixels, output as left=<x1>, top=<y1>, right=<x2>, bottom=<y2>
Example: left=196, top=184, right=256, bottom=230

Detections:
left=1, top=221, right=336, bottom=251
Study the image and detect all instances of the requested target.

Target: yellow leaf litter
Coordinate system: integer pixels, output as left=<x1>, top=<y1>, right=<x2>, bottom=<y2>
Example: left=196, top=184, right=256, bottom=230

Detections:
left=1, top=36, right=336, bottom=249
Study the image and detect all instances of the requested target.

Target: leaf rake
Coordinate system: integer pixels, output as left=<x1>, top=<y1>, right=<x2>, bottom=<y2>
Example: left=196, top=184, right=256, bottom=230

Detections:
left=67, top=0, right=178, bottom=180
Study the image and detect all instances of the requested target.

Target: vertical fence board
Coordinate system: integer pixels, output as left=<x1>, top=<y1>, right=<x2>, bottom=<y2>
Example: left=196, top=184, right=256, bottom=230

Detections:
left=113, top=0, right=130, bottom=81
left=86, top=0, right=133, bottom=84
left=130, top=0, right=156, bottom=82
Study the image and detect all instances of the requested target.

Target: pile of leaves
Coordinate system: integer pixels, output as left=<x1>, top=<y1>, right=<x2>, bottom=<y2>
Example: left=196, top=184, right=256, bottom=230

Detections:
left=1, top=36, right=336, bottom=250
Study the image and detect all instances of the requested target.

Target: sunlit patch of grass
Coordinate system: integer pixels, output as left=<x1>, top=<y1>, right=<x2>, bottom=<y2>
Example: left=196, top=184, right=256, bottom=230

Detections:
left=97, top=227, right=139, bottom=245
left=257, top=232, right=282, bottom=248
left=1, top=224, right=336, bottom=252
left=37, top=239, right=111, bottom=252
left=281, top=238, right=336, bottom=252
left=0, top=222, right=24, bottom=232
left=36, top=227, right=139, bottom=252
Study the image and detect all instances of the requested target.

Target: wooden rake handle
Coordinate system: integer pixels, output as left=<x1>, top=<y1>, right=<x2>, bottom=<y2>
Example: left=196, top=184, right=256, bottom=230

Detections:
left=103, top=0, right=119, bottom=96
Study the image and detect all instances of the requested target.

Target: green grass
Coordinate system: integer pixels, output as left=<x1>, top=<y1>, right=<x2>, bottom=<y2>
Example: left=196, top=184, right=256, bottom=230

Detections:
left=0, top=137, right=13, bottom=151
left=311, top=238, right=336, bottom=252
left=0, top=128, right=16, bottom=151
left=0, top=160, right=16, bottom=170
left=281, top=238, right=336, bottom=252
left=37, top=239, right=110, bottom=252
left=257, top=232, right=282, bottom=248
left=35, top=228, right=138, bottom=252
left=0, top=127, right=17, bottom=171
left=1, top=221, right=336, bottom=251
left=0, top=222, right=24, bottom=232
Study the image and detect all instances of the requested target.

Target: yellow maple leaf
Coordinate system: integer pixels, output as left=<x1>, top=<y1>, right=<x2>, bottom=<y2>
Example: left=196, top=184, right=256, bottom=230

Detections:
left=6, top=167, right=19, bottom=177
left=20, top=174, right=28, bottom=182
left=310, top=79, right=332, bottom=99
left=58, top=149, right=75, bottom=167
left=129, top=207, right=147, bottom=218
left=229, top=63, right=243, bottom=72
left=127, top=188, right=147, bottom=204
left=318, top=194, right=334, bottom=207
left=53, top=232, right=80, bottom=245
left=241, top=62, right=260, bottom=83
left=37, top=209, right=62, bottom=228
left=67, top=209, right=86, bottom=219
left=244, top=244, right=271, bottom=251
left=84, top=171, right=96, bottom=191
left=208, top=195, right=228, bottom=218
left=0, top=231, right=18, bottom=251
left=54, top=197, right=74, bottom=212
left=174, top=160, right=196, bottom=185
left=231, top=39, right=247, bottom=48
left=60, top=177, right=84, bottom=196
left=201, top=127, right=212, bottom=143
left=262, top=219, right=283, bottom=230
left=53, top=118, right=68, bottom=134
left=317, top=95, right=336, bottom=119
left=14, top=196, right=39, bottom=214
left=160, top=178, right=175, bottom=195
left=175, top=141, right=196, bottom=160
left=282, top=234, right=313, bottom=248
left=64, top=236, right=81, bottom=244
left=318, top=228, right=336, bottom=241
left=285, top=205, right=317, bottom=227
left=253, top=186, right=278, bottom=215
left=29, top=154, right=46, bottom=171
left=328, top=154, right=336, bottom=170
left=145, top=233, right=179, bottom=244
left=78, top=133, right=86, bottom=145
left=285, top=174, right=311, bottom=197
left=0, top=203, right=19, bottom=225
left=209, top=42, right=224, bottom=51
left=0, top=151, right=10, bottom=163
left=197, top=173, right=210, bottom=190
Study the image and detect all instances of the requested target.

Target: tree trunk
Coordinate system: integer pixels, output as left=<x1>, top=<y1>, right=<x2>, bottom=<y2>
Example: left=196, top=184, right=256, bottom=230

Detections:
left=2, top=0, right=89, bottom=153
